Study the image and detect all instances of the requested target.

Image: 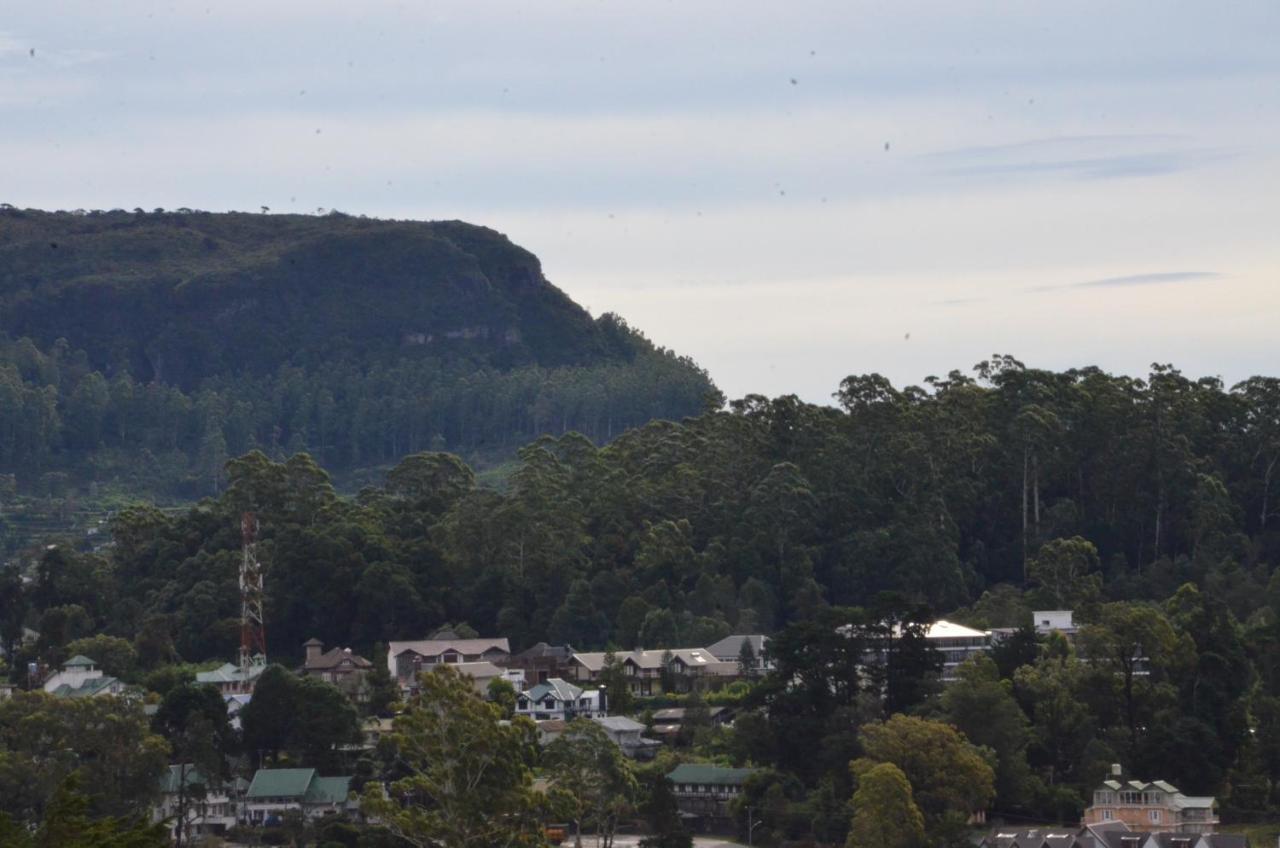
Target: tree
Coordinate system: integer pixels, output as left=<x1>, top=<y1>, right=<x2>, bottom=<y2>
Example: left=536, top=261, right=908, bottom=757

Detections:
left=846, top=762, right=924, bottom=848
left=0, top=775, right=169, bottom=848
left=599, top=651, right=633, bottom=716
left=0, top=692, right=169, bottom=826
left=737, top=638, right=758, bottom=679
left=853, top=714, right=994, bottom=842
left=1027, top=537, right=1101, bottom=611
left=637, top=772, right=692, bottom=848
left=941, top=655, right=1036, bottom=811
left=360, top=665, right=547, bottom=848
left=240, top=665, right=361, bottom=769
left=488, top=677, right=517, bottom=719
left=152, top=683, right=236, bottom=847
left=544, top=720, right=638, bottom=848
left=63, top=635, right=138, bottom=682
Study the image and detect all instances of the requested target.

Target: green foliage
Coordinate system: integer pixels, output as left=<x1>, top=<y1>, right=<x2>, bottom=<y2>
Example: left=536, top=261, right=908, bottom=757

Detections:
left=853, top=714, right=995, bottom=842
left=846, top=762, right=925, bottom=848
left=0, top=692, right=169, bottom=826
left=544, top=719, right=638, bottom=847
left=0, top=775, right=169, bottom=848
left=359, top=665, right=547, bottom=848
left=240, top=665, right=362, bottom=769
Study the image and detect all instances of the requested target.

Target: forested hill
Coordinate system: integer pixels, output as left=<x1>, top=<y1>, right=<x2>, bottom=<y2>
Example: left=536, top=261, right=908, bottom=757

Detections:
left=0, top=207, right=719, bottom=503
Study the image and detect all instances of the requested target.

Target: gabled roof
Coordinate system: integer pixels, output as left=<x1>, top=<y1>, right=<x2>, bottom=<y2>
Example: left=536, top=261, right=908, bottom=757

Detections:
left=389, top=638, right=511, bottom=659
left=160, top=764, right=213, bottom=793
left=571, top=648, right=738, bottom=675
left=449, top=661, right=504, bottom=679
left=246, top=768, right=317, bottom=799
left=196, top=662, right=267, bottom=685
left=64, top=655, right=96, bottom=668
left=706, top=634, right=768, bottom=659
left=305, top=646, right=373, bottom=671
left=514, top=642, right=575, bottom=662
left=666, top=763, right=757, bottom=786
left=305, top=776, right=352, bottom=805
left=524, top=678, right=583, bottom=703
left=50, top=675, right=122, bottom=698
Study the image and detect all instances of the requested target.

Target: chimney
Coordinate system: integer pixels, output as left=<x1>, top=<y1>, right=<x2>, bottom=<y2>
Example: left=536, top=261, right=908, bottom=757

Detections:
left=1111, top=763, right=1123, bottom=778
left=304, top=638, right=324, bottom=664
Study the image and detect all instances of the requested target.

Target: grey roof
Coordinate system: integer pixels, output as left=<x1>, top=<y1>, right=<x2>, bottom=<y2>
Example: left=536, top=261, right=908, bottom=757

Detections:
left=389, top=638, right=510, bottom=660
left=513, top=642, right=575, bottom=661
left=304, top=646, right=373, bottom=671
left=594, top=715, right=646, bottom=733
left=706, top=634, right=768, bottom=660
left=196, top=662, right=267, bottom=685
left=524, top=678, right=583, bottom=703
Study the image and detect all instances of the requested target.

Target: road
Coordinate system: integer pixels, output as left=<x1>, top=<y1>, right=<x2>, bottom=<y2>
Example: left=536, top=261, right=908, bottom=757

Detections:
left=590, top=838, right=747, bottom=848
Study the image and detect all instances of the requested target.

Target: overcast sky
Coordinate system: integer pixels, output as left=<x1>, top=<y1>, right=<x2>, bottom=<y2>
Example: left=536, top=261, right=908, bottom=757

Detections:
left=3, top=2, right=1278, bottom=403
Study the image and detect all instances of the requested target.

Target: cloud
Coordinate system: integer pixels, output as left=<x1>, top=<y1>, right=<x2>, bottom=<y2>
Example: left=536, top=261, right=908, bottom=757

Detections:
left=923, top=135, right=1231, bottom=182
left=1033, top=271, right=1221, bottom=292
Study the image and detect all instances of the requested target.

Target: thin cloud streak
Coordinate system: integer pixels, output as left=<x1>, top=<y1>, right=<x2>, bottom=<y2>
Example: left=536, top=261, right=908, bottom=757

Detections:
left=1032, top=271, right=1221, bottom=293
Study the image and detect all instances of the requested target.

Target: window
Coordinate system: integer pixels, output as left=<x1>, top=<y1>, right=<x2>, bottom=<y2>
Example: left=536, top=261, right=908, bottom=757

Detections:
left=1149, top=810, right=1161, bottom=823
left=1102, top=810, right=1113, bottom=821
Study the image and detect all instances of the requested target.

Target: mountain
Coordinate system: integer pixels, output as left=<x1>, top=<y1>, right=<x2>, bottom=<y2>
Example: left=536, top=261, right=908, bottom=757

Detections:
left=0, top=207, right=719, bottom=506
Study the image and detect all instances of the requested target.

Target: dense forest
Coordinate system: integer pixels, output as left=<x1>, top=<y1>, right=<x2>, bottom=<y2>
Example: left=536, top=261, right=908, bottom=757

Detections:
left=0, top=207, right=719, bottom=514
left=10, top=357, right=1280, bottom=840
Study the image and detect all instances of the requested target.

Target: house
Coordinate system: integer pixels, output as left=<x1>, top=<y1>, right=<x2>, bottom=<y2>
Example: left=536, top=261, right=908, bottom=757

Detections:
left=42, top=655, right=127, bottom=698
left=387, top=630, right=511, bottom=682
left=154, top=764, right=246, bottom=840
left=649, top=705, right=734, bottom=742
left=706, top=635, right=770, bottom=673
left=569, top=648, right=738, bottom=695
left=300, top=638, right=374, bottom=700
left=593, top=715, right=662, bottom=759
left=406, top=660, right=520, bottom=697
left=508, top=642, right=577, bottom=684
left=516, top=678, right=604, bottom=721
left=1083, top=766, right=1219, bottom=834
left=196, top=658, right=267, bottom=695
left=980, top=829, right=1093, bottom=848
left=243, top=768, right=354, bottom=825
left=666, top=764, right=757, bottom=827
left=224, top=693, right=252, bottom=731
left=0, top=682, right=16, bottom=700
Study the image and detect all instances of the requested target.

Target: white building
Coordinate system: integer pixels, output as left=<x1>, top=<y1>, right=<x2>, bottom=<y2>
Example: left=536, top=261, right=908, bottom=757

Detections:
left=42, top=655, right=127, bottom=698
left=515, top=678, right=604, bottom=721
left=924, top=620, right=992, bottom=681
left=1034, top=610, right=1078, bottom=637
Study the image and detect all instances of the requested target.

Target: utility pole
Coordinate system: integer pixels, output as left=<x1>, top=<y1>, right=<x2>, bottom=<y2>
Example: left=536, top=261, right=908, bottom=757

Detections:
left=747, top=805, right=763, bottom=847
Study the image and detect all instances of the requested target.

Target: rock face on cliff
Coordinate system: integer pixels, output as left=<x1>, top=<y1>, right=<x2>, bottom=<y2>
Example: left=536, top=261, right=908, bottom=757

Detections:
left=0, top=209, right=632, bottom=388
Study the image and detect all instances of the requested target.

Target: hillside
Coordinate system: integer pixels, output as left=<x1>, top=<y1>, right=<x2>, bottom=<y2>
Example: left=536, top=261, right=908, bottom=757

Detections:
left=0, top=207, right=719, bottom=514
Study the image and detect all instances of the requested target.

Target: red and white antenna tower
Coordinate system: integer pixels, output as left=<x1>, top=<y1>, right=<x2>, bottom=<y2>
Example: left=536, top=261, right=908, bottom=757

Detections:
left=238, top=512, right=267, bottom=675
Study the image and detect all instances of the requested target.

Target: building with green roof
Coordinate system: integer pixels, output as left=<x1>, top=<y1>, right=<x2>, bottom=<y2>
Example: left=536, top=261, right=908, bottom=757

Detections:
left=666, top=764, right=759, bottom=827
left=244, top=768, right=354, bottom=824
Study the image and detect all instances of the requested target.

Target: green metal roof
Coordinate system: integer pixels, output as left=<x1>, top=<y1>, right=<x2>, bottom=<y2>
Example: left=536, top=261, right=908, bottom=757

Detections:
left=306, top=776, right=352, bottom=805
left=246, top=768, right=316, bottom=799
left=160, top=764, right=212, bottom=793
left=64, top=655, right=96, bottom=667
left=666, top=764, right=757, bottom=786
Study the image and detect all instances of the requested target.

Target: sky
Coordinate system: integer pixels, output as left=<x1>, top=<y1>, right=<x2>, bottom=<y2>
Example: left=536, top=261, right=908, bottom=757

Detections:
left=2, top=2, right=1278, bottom=403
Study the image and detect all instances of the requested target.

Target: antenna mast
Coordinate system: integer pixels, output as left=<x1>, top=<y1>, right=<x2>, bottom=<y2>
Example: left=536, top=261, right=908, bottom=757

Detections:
left=239, top=512, right=267, bottom=675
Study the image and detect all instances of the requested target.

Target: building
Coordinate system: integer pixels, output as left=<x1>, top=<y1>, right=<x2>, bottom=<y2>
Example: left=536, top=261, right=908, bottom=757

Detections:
left=923, top=620, right=992, bottom=681
left=980, top=825, right=1244, bottom=848
left=593, top=715, right=662, bottom=759
left=196, top=660, right=267, bottom=695
left=508, top=642, right=577, bottom=684
left=387, top=630, right=511, bottom=682
left=515, top=678, right=604, bottom=721
left=154, top=764, right=247, bottom=840
left=706, top=635, right=770, bottom=673
left=569, top=648, right=737, bottom=695
left=1083, top=767, right=1219, bottom=834
left=1034, top=610, right=1079, bottom=637
left=42, top=655, right=127, bottom=698
left=0, top=681, right=15, bottom=700
left=649, top=705, right=734, bottom=743
left=243, top=768, right=354, bottom=825
left=666, top=764, right=757, bottom=828
left=300, top=638, right=374, bottom=700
